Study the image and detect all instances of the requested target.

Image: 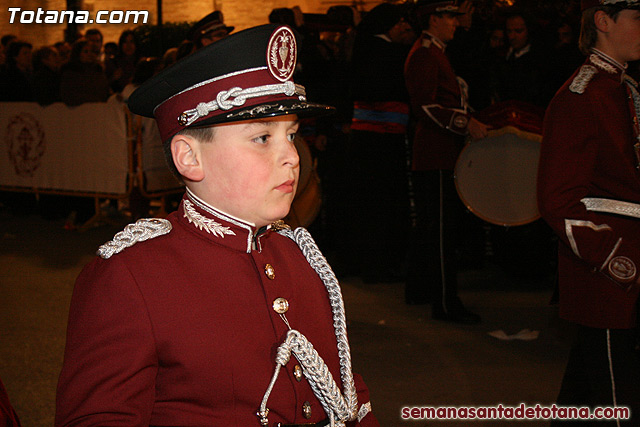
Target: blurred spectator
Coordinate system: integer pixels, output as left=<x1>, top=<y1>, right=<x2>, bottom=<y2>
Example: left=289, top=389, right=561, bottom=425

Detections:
left=0, top=34, right=17, bottom=66
left=488, top=27, right=506, bottom=54
left=1, top=34, right=16, bottom=48
left=344, top=2, right=415, bottom=282
left=447, top=1, right=496, bottom=110
left=105, top=30, right=140, bottom=93
left=104, top=41, right=118, bottom=60
left=32, top=46, right=62, bottom=105
left=162, top=47, right=178, bottom=68
left=60, top=39, right=109, bottom=106
left=269, top=8, right=297, bottom=28
left=116, top=56, right=163, bottom=102
left=549, top=20, right=584, bottom=93
left=0, top=40, right=34, bottom=102
left=493, top=9, right=552, bottom=107
left=176, top=40, right=196, bottom=61
left=187, top=11, right=234, bottom=49
left=54, top=41, right=71, bottom=65
left=85, top=28, right=103, bottom=62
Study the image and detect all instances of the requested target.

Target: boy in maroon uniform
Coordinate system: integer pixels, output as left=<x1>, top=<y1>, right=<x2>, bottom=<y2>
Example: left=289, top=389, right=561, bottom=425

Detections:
left=55, top=24, right=378, bottom=427
left=538, top=0, right=640, bottom=423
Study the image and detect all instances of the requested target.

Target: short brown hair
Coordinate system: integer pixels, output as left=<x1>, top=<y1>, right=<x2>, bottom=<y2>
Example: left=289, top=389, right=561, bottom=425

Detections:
left=164, top=126, right=216, bottom=180
left=579, top=6, right=622, bottom=55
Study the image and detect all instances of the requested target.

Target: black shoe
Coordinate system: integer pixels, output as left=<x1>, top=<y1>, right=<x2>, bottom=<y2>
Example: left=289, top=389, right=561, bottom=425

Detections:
left=432, top=305, right=481, bottom=324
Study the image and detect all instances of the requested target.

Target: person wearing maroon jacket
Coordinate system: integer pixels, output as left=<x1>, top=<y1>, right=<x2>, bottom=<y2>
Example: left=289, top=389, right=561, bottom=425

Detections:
left=403, top=0, right=489, bottom=323
left=0, top=377, right=20, bottom=427
left=55, top=24, right=378, bottom=427
left=538, top=1, right=640, bottom=424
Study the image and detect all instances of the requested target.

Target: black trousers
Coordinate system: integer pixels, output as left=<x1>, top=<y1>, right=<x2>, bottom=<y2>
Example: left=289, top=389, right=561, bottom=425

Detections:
left=551, top=325, right=640, bottom=426
left=405, top=170, right=466, bottom=306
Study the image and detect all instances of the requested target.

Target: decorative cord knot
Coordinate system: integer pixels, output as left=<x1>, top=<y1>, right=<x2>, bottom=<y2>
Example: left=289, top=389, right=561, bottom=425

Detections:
left=275, top=341, right=292, bottom=366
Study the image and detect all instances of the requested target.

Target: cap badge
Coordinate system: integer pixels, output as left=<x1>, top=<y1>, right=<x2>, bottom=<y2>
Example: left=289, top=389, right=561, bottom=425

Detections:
left=268, top=26, right=297, bottom=82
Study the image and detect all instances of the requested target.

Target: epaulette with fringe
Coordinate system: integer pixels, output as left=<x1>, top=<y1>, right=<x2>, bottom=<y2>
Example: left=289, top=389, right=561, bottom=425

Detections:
left=97, top=218, right=172, bottom=259
left=569, top=65, right=598, bottom=94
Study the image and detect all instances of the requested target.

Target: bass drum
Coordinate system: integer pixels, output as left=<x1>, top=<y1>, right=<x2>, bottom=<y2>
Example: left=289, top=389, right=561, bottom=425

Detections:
left=284, top=136, right=322, bottom=229
left=454, top=127, right=541, bottom=226
left=455, top=101, right=545, bottom=226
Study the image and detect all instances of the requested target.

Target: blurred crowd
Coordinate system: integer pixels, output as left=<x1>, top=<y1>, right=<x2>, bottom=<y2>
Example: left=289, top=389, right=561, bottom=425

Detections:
left=0, top=1, right=587, bottom=108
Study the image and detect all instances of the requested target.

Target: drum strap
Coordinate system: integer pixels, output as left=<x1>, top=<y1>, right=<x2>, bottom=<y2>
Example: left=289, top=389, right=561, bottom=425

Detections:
left=582, top=197, right=640, bottom=219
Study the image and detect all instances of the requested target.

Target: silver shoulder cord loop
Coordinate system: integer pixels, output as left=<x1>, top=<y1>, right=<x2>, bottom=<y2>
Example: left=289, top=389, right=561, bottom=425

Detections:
left=257, top=227, right=358, bottom=427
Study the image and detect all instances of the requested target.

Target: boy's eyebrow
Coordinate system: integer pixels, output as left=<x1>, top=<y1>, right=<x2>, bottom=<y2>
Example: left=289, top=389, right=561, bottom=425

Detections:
left=241, top=120, right=300, bottom=131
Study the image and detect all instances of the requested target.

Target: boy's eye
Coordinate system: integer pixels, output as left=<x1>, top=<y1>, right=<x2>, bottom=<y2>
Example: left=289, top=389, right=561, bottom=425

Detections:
left=287, top=133, right=297, bottom=142
left=252, top=134, right=269, bottom=144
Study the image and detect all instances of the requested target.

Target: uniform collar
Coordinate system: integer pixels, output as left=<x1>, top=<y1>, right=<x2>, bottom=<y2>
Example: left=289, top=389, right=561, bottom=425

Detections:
left=590, top=48, right=628, bottom=82
left=180, top=188, right=287, bottom=253
left=423, top=31, right=446, bottom=51
left=506, top=44, right=531, bottom=60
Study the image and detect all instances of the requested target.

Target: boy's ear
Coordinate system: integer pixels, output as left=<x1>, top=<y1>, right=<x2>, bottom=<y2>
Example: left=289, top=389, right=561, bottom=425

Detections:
left=171, top=134, right=204, bottom=182
left=594, top=10, right=610, bottom=33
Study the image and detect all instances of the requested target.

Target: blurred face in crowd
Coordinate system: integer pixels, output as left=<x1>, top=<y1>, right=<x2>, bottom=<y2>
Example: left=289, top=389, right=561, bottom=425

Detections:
left=122, top=34, right=136, bottom=56
left=597, top=8, right=640, bottom=63
left=201, top=28, right=229, bottom=46
left=506, top=15, right=529, bottom=51
left=56, top=42, right=71, bottom=64
left=429, top=13, right=459, bottom=43
left=557, top=23, right=573, bottom=46
left=86, top=33, right=102, bottom=56
left=42, top=49, right=61, bottom=71
left=489, top=28, right=505, bottom=49
left=15, top=45, right=32, bottom=71
left=388, top=18, right=416, bottom=45
left=79, top=42, right=96, bottom=64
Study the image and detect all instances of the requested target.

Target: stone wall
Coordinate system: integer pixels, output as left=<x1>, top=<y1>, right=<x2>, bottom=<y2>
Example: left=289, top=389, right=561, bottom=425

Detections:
left=1, top=0, right=366, bottom=49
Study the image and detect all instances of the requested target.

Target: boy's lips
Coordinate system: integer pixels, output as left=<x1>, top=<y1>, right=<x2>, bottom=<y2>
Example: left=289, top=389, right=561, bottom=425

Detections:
left=276, top=179, right=295, bottom=193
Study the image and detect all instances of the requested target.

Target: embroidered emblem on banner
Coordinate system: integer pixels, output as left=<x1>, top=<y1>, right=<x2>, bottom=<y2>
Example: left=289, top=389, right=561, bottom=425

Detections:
left=5, top=113, right=45, bottom=177
left=608, top=256, right=636, bottom=283
left=268, top=26, right=297, bottom=82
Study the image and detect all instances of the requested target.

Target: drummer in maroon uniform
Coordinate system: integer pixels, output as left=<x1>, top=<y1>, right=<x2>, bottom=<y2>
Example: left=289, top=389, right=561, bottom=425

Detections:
left=538, top=0, right=640, bottom=423
left=403, top=0, right=489, bottom=323
left=55, top=24, right=379, bottom=427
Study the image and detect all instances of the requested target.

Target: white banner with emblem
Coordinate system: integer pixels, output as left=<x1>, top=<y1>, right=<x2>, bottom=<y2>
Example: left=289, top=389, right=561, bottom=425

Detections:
left=0, top=101, right=181, bottom=196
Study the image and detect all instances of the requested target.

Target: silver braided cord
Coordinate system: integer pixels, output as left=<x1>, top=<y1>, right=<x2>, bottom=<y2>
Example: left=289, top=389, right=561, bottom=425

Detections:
left=279, top=227, right=358, bottom=421
left=259, top=330, right=351, bottom=426
left=180, top=81, right=306, bottom=126
left=97, top=218, right=172, bottom=259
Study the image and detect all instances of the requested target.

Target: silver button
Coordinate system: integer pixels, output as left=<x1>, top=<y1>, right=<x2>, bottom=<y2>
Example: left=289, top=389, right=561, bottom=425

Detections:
left=302, top=401, right=312, bottom=419
left=272, top=297, right=289, bottom=314
left=264, top=264, right=275, bottom=280
left=293, top=364, right=303, bottom=382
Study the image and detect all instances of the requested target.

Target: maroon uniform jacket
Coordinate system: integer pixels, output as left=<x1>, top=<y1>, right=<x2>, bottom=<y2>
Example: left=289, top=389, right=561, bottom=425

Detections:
left=538, top=50, right=640, bottom=329
left=404, top=32, right=471, bottom=171
left=0, top=378, right=20, bottom=427
left=56, top=191, right=377, bottom=426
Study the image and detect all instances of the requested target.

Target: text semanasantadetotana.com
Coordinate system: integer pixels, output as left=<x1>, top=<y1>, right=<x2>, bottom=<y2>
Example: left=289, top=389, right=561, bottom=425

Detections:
left=401, top=403, right=630, bottom=421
